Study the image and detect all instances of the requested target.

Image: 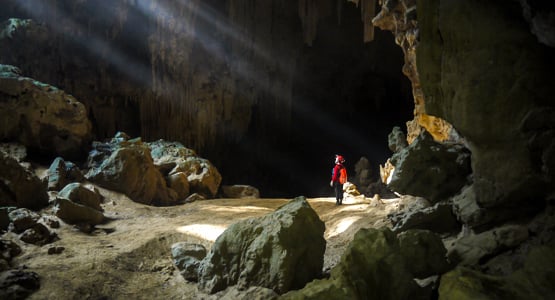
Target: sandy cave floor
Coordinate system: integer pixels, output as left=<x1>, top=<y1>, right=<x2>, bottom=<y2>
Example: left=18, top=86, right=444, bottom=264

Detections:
left=4, top=185, right=401, bottom=299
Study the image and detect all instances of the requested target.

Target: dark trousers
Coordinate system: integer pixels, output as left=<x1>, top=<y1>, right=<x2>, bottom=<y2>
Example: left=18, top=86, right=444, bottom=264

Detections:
left=333, top=182, right=343, bottom=204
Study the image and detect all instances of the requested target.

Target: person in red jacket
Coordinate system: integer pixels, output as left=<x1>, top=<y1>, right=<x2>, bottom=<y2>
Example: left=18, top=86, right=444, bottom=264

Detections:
left=330, top=154, right=347, bottom=205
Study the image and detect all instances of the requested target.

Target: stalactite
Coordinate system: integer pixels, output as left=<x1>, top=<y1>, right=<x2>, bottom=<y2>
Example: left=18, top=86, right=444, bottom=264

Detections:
left=298, top=0, right=319, bottom=46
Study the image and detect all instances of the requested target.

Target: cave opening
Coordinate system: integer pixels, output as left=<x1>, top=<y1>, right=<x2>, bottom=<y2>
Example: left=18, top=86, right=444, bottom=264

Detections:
left=1, top=1, right=413, bottom=199
left=218, top=3, right=413, bottom=198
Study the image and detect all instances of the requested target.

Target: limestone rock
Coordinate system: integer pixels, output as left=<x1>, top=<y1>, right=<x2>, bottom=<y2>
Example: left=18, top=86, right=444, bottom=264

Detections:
left=217, top=286, right=279, bottom=300
left=0, top=143, right=27, bottom=162
left=221, top=185, right=260, bottom=199
left=149, top=140, right=197, bottom=174
left=171, top=156, right=222, bottom=199
left=373, top=1, right=453, bottom=143
left=353, top=157, right=373, bottom=189
left=185, top=193, right=206, bottom=203
left=417, top=0, right=555, bottom=222
left=281, top=228, right=428, bottom=300
left=398, top=229, right=451, bottom=279
left=0, top=151, right=48, bottom=210
left=46, top=157, right=84, bottom=191
left=0, top=239, right=21, bottom=271
left=448, top=224, right=529, bottom=266
left=52, top=198, right=104, bottom=225
left=0, top=268, right=40, bottom=300
left=440, top=242, right=555, bottom=300
left=148, top=139, right=221, bottom=199
left=19, top=223, right=56, bottom=245
left=167, top=172, right=190, bottom=201
left=388, top=130, right=471, bottom=203
left=8, top=208, right=40, bottom=234
left=58, top=183, right=104, bottom=212
left=171, top=242, right=207, bottom=282
left=85, top=134, right=178, bottom=206
left=0, top=64, right=92, bottom=159
left=389, top=201, right=461, bottom=234
left=388, top=126, right=408, bottom=152
left=197, top=196, right=325, bottom=294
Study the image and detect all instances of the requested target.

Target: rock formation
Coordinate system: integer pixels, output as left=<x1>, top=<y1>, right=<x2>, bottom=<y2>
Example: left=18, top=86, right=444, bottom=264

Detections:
left=417, top=0, right=555, bottom=229
left=197, top=196, right=326, bottom=294
left=372, top=0, right=453, bottom=143
left=0, top=65, right=92, bottom=159
left=0, top=151, right=48, bottom=210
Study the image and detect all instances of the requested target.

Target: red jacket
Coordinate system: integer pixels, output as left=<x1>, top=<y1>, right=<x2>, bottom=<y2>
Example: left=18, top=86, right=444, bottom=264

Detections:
left=331, top=163, right=344, bottom=182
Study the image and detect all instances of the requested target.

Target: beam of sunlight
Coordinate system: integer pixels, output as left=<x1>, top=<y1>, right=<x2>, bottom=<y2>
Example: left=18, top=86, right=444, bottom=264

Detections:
left=16, top=0, right=152, bottom=86
left=326, top=216, right=361, bottom=238
left=176, top=224, right=227, bottom=242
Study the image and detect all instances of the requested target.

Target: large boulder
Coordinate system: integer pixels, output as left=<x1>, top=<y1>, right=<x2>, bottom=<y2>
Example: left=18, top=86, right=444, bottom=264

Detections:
left=440, top=243, right=555, bottom=299
left=46, top=157, right=84, bottom=191
left=52, top=198, right=104, bottom=225
left=85, top=134, right=178, bottom=206
left=447, top=224, right=529, bottom=266
left=281, top=228, right=428, bottom=300
left=149, top=140, right=222, bottom=199
left=390, top=201, right=461, bottom=234
left=57, top=183, right=103, bottom=212
left=388, top=130, right=471, bottom=204
left=0, top=64, right=92, bottom=159
left=173, top=156, right=222, bottom=198
left=398, top=229, right=451, bottom=279
left=0, top=151, right=48, bottom=210
left=197, top=196, right=326, bottom=294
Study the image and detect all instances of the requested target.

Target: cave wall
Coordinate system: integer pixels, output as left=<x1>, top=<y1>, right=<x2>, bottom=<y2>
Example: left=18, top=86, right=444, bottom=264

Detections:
left=1, top=0, right=413, bottom=196
left=417, top=0, right=555, bottom=223
left=0, top=0, right=302, bottom=153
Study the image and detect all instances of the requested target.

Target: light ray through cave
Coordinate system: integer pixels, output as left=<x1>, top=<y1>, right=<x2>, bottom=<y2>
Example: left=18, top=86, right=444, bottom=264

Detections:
left=16, top=0, right=153, bottom=86
left=12, top=0, right=400, bottom=196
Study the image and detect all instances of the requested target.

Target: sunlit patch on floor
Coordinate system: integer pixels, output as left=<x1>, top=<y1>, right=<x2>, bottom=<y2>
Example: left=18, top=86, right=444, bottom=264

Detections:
left=176, top=224, right=227, bottom=241
left=202, top=205, right=273, bottom=213
left=326, top=216, right=361, bottom=238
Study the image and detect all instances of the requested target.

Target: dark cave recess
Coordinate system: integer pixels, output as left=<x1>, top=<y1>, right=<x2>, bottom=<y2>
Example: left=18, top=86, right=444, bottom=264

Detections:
left=217, top=4, right=413, bottom=198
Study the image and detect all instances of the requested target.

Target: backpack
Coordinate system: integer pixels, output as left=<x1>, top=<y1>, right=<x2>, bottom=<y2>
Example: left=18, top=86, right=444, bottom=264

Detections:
left=339, top=166, right=347, bottom=184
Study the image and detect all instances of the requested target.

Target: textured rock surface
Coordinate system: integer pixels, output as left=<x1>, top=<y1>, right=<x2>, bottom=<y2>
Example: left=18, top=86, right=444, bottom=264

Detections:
left=398, top=229, right=451, bottom=279
left=85, top=135, right=178, bottom=206
left=440, top=242, right=555, bottom=300
left=0, top=151, right=48, bottom=210
left=281, top=227, right=427, bottom=300
left=149, top=139, right=221, bottom=199
left=57, top=183, right=104, bottom=212
left=388, top=130, right=471, bottom=203
left=52, top=198, right=104, bottom=225
left=373, top=0, right=453, bottom=143
left=390, top=201, right=460, bottom=234
left=197, top=196, right=325, bottom=294
left=417, top=0, right=555, bottom=225
left=46, top=157, right=84, bottom=191
left=171, top=242, right=207, bottom=282
left=221, top=185, right=260, bottom=199
left=0, top=64, right=92, bottom=159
